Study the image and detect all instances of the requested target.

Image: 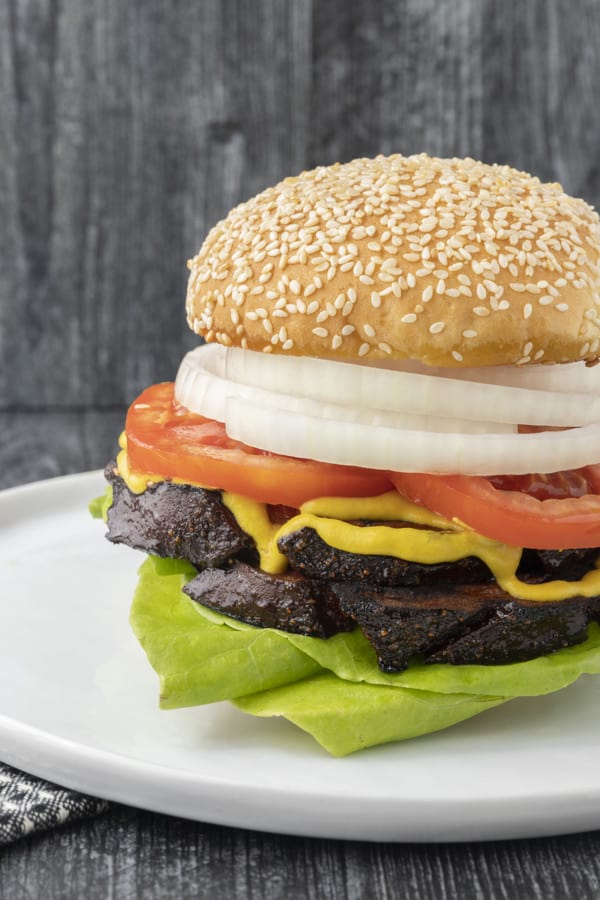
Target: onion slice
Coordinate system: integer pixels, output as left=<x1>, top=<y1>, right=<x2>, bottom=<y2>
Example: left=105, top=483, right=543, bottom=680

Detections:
left=214, top=346, right=600, bottom=427
left=358, top=358, right=600, bottom=394
left=174, top=344, right=600, bottom=474
left=175, top=349, right=515, bottom=435
left=225, top=396, right=600, bottom=475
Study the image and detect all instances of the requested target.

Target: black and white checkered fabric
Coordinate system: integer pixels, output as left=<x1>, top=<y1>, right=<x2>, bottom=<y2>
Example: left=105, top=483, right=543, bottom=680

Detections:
left=0, top=762, right=110, bottom=844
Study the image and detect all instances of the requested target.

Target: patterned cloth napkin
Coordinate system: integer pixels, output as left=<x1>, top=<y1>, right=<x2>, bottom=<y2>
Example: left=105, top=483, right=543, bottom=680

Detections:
left=0, top=762, right=110, bottom=845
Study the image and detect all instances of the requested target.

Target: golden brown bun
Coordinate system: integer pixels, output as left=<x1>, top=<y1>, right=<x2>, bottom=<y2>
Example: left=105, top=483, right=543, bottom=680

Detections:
left=186, top=154, right=600, bottom=367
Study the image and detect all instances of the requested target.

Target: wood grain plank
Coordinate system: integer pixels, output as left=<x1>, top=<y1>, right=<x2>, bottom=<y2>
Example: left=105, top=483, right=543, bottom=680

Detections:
left=481, top=0, right=600, bottom=199
left=0, top=0, right=312, bottom=409
left=309, top=0, right=484, bottom=166
left=0, top=409, right=125, bottom=488
left=1, top=805, right=600, bottom=900
left=482, top=0, right=600, bottom=199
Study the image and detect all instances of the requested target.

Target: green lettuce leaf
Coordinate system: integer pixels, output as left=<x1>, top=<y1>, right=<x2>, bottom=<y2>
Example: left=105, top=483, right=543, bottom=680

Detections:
left=89, top=487, right=113, bottom=522
left=129, top=556, right=600, bottom=755
left=234, top=675, right=505, bottom=755
left=191, top=589, right=600, bottom=699
left=130, top=557, right=321, bottom=707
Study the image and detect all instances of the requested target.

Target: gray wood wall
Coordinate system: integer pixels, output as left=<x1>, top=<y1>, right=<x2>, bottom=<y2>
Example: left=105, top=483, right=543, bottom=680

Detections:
left=2, top=0, right=600, bottom=421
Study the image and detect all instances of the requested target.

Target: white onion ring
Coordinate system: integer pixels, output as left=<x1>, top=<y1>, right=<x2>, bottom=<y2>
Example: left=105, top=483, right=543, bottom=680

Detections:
left=357, top=358, right=600, bottom=394
left=174, top=345, right=600, bottom=474
left=175, top=348, right=515, bottom=435
left=216, top=346, right=600, bottom=427
left=224, top=397, right=600, bottom=475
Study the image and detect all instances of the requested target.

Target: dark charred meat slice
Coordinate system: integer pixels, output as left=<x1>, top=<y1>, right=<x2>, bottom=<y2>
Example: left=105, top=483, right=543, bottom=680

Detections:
left=105, top=466, right=255, bottom=567
left=518, top=547, right=600, bottom=581
left=104, top=468, right=600, bottom=669
left=332, top=582, right=594, bottom=672
left=332, top=583, right=491, bottom=671
left=426, top=595, right=591, bottom=666
left=280, top=526, right=600, bottom=588
left=278, top=526, right=492, bottom=587
left=184, top=561, right=353, bottom=637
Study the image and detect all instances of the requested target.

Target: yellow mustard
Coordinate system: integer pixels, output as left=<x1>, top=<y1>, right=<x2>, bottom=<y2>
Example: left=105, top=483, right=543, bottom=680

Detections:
left=115, top=445, right=600, bottom=603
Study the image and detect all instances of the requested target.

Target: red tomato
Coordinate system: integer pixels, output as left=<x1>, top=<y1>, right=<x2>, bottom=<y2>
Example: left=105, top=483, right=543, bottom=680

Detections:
left=125, top=383, right=391, bottom=507
left=389, top=469, right=600, bottom=550
left=489, top=471, right=595, bottom=501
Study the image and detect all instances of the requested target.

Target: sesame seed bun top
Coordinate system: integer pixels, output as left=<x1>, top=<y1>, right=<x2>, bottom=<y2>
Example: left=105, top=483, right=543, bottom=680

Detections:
left=186, top=154, right=600, bottom=367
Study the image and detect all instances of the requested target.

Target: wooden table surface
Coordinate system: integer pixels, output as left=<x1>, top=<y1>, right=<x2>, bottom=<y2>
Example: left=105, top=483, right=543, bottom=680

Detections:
left=1, top=412, right=600, bottom=900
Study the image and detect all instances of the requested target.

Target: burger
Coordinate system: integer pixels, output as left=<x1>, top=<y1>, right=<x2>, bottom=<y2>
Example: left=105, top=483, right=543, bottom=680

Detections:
left=92, top=154, right=600, bottom=755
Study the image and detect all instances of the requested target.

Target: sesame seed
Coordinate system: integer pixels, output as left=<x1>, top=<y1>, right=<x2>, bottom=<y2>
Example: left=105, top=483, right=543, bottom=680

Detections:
left=420, top=216, right=437, bottom=232
left=312, top=327, right=328, bottom=338
left=371, top=291, right=381, bottom=308
left=364, top=324, right=376, bottom=338
left=401, top=313, right=417, bottom=324
left=523, top=303, right=533, bottom=319
left=422, top=285, right=433, bottom=302
left=429, top=321, right=446, bottom=334
left=332, top=335, right=342, bottom=350
left=462, top=329, right=478, bottom=338
left=473, top=307, right=490, bottom=317
left=452, top=350, right=464, bottom=362
left=358, top=342, right=370, bottom=357
left=378, top=342, right=392, bottom=354
left=556, top=303, right=569, bottom=312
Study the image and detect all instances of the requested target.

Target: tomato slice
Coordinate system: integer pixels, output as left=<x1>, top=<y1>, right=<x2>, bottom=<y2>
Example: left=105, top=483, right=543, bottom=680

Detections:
left=489, top=471, right=595, bottom=501
left=389, top=469, right=600, bottom=550
left=125, top=383, right=391, bottom=507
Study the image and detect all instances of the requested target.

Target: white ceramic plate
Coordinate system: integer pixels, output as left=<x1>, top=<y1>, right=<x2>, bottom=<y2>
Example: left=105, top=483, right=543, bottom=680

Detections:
left=2, top=471, right=600, bottom=842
